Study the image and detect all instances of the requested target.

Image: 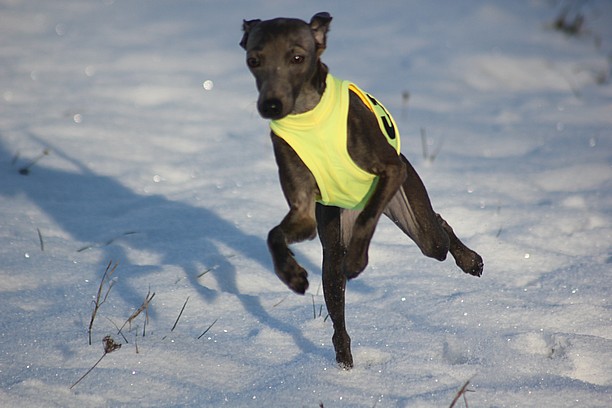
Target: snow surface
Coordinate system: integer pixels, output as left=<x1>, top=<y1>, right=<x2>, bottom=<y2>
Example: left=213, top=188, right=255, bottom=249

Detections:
left=1, top=0, right=611, bottom=406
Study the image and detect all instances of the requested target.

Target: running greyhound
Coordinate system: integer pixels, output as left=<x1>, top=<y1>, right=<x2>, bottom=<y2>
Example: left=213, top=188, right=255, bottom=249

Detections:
left=240, top=12, right=483, bottom=368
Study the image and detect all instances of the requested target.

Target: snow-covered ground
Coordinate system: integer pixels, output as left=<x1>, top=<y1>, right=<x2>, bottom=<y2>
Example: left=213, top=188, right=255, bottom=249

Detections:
left=1, top=0, right=610, bottom=406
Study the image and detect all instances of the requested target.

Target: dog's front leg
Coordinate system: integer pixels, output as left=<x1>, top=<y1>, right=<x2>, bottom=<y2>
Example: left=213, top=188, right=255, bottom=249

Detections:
left=268, top=209, right=315, bottom=294
left=268, top=135, right=319, bottom=294
left=316, top=204, right=354, bottom=368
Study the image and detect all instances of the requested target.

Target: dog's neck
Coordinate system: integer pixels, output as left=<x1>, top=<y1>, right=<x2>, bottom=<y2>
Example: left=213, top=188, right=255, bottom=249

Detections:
left=292, top=61, right=329, bottom=115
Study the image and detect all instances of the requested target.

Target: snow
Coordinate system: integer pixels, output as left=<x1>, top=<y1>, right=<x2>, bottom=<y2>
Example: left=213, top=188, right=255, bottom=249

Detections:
left=1, top=0, right=610, bottom=406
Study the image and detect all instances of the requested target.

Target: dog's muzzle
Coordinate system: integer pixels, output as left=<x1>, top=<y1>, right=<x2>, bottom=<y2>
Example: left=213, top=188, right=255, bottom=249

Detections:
left=259, top=98, right=284, bottom=119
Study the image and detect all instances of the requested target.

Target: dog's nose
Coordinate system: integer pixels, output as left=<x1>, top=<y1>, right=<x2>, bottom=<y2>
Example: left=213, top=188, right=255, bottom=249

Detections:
left=261, top=98, right=283, bottom=118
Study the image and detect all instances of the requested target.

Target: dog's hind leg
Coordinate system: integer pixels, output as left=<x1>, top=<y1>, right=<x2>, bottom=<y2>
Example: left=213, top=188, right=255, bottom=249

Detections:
left=384, top=155, right=483, bottom=276
left=384, top=155, right=450, bottom=260
left=316, top=204, right=355, bottom=368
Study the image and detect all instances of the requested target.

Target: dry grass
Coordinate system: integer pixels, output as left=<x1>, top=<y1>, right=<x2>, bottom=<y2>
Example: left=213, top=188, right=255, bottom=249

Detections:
left=70, top=336, right=122, bottom=390
left=88, top=261, right=118, bottom=345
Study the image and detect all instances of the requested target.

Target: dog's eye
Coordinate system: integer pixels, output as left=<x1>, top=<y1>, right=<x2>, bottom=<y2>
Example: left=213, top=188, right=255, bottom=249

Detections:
left=247, top=57, right=260, bottom=68
left=291, top=55, right=305, bottom=64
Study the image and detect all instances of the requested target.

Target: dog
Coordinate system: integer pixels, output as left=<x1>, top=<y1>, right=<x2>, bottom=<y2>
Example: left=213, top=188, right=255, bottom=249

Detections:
left=240, top=12, right=483, bottom=369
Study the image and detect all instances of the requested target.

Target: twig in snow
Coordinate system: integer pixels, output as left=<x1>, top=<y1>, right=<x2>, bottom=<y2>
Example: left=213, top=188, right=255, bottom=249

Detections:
left=272, top=295, right=288, bottom=308
left=310, top=298, right=324, bottom=319
left=143, top=304, right=150, bottom=337
left=70, top=335, right=121, bottom=390
left=421, top=128, right=429, bottom=160
left=197, top=257, right=234, bottom=279
left=401, top=90, right=410, bottom=120
left=198, top=318, right=219, bottom=339
left=135, top=328, right=140, bottom=354
left=77, top=231, right=139, bottom=252
left=105, top=316, right=128, bottom=343
left=448, top=378, right=475, bottom=408
left=37, top=228, right=44, bottom=251
left=420, top=128, right=444, bottom=163
left=11, top=150, right=20, bottom=166
left=495, top=203, right=503, bottom=238
left=117, top=289, right=155, bottom=339
left=312, top=294, right=317, bottom=319
left=88, top=261, right=118, bottom=345
left=19, top=148, right=51, bottom=175
left=552, top=6, right=584, bottom=37
left=197, top=268, right=213, bottom=279
left=171, top=297, right=190, bottom=332
left=550, top=4, right=604, bottom=53
left=141, top=289, right=154, bottom=337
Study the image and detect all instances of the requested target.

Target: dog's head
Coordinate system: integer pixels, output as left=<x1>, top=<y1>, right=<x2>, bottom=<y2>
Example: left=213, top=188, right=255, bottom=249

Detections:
left=240, top=12, right=332, bottom=120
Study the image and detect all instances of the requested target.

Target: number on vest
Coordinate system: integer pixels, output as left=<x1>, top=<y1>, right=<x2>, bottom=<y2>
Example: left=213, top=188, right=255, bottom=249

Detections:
left=366, top=94, right=396, bottom=140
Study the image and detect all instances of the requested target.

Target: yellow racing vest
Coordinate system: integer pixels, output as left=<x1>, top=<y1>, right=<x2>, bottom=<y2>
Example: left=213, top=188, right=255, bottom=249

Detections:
left=270, top=74, right=400, bottom=210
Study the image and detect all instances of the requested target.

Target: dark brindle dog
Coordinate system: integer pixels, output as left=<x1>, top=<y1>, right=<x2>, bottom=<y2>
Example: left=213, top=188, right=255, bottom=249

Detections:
left=240, top=12, right=483, bottom=368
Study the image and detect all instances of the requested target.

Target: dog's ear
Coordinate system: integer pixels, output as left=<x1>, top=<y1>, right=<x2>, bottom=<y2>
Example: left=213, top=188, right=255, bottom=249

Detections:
left=309, top=12, right=332, bottom=53
left=240, top=19, right=261, bottom=50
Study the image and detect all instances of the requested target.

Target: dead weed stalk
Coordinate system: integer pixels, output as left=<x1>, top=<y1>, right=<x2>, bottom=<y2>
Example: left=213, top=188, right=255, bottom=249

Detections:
left=70, top=335, right=122, bottom=390
left=88, top=261, right=118, bottom=345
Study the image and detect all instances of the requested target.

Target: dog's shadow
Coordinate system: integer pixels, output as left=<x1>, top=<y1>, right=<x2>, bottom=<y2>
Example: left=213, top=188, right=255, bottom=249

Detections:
left=0, top=136, right=326, bottom=361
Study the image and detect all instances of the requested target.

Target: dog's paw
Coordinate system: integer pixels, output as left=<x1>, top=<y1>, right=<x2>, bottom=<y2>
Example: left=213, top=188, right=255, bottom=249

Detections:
left=456, top=250, right=483, bottom=277
left=332, top=331, right=353, bottom=369
left=275, top=259, right=309, bottom=294
left=287, top=271, right=309, bottom=294
left=336, top=355, right=354, bottom=370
